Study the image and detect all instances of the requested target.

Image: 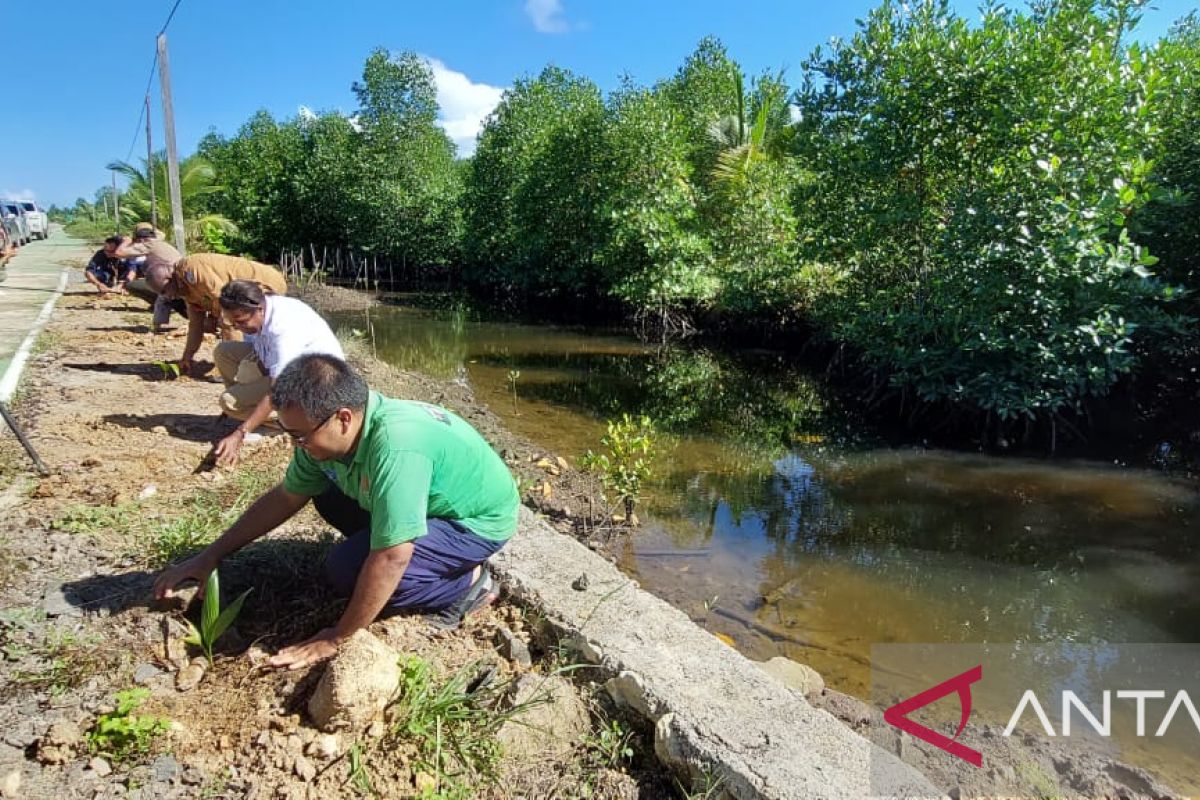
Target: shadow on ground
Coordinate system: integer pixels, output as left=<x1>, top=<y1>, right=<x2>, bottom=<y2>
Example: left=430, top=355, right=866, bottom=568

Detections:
left=103, top=412, right=228, bottom=443
left=59, top=538, right=341, bottom=652
left=63, top=360, right=215, bottom=382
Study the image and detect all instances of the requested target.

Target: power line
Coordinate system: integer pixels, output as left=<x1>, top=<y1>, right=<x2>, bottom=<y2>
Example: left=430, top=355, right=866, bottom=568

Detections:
left=123, top=55, right=160, bottom=162
left=158, top=0, right=184, bottom=37
left=120, top=0, right=186, bottom=162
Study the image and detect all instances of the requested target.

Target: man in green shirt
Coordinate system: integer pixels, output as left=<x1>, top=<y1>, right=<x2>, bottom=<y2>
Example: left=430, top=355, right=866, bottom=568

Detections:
left=153, top=354, right=519, bottom=670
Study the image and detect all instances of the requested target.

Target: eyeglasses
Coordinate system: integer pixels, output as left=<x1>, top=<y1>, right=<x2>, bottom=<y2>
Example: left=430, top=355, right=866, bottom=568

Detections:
left=283, top=411, right=337, bottom=446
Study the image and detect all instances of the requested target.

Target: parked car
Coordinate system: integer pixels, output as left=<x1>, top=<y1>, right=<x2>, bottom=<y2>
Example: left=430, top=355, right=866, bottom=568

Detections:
left=0, top=201, right=30, bottom=246
left=19, top=201, right=48, bottom=239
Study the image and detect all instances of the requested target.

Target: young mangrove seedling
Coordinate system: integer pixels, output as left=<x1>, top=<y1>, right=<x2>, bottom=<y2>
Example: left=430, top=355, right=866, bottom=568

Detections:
left=183, top=570, right=251, bottom=667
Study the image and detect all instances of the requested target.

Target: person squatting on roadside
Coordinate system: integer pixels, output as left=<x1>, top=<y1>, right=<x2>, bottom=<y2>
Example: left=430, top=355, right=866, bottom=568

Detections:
left=140, top=240, right=288, bottom=374
left=116, top=224, right=186, bottom=331
left=83, top=236, right=136, bottom=295
left=152, top=354, right=519, bottom=670
left=210, top=280, right=345, bottom=467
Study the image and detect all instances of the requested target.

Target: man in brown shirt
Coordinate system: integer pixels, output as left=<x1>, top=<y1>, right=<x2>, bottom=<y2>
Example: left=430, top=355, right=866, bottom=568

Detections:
left=142, top=241, right=288, bottom=373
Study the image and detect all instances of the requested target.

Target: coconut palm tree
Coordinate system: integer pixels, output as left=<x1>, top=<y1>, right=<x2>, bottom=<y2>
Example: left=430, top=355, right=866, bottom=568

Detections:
left=105, top=153, right=238, bottom=252
left=707, top=70, right=793, bottom=192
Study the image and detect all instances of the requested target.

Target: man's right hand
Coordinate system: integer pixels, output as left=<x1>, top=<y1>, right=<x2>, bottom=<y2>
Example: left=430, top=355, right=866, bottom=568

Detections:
left=153, top=553, right=216, bottom=601
left=178, top=355, right=193, bottom=375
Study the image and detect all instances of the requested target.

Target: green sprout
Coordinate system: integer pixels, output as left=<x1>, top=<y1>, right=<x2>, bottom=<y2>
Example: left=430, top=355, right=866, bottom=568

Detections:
left=153, top=361, right=181, bottom=380
left=183, top=570, right=251, bottom=667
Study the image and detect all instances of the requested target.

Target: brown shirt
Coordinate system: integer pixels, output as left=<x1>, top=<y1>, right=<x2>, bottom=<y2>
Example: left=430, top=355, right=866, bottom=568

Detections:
left=174, top=253, right=288, bottom=318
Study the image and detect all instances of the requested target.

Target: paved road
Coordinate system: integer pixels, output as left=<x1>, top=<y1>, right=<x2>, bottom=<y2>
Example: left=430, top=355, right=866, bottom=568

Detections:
left=0, top=227, right=90, bottom=391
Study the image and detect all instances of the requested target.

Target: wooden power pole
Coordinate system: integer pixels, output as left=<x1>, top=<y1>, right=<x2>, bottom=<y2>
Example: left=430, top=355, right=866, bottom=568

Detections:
left=157, top=33, right=187, bottom=254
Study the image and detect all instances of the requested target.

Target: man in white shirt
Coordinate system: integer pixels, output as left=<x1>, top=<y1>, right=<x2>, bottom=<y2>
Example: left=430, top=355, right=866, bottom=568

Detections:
left=211, top=280, right=345, bottom=466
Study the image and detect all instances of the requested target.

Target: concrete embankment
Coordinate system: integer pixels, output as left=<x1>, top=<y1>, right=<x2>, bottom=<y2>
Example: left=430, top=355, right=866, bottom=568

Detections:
left=495, top=508, right=941, bottom=799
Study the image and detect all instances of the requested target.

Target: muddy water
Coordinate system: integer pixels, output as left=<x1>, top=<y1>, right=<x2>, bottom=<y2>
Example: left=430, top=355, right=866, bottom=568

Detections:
left=330, top=302, right=1200, bottom=705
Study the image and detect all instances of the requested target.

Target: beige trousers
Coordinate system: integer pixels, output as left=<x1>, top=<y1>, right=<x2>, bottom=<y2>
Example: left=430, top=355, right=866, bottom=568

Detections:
left=213, top=341, right=270, bottom=420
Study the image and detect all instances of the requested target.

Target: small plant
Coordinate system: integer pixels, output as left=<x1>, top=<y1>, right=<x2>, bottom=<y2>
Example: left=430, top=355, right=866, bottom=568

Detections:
left=183, top=570, right=251, bottom=667
left=153, top=360, right=182, bottom=380
left=506, top=369, right=521, bottom=414
left=87, top=688, right=168, bottom=764
left=586, top=720, right=635, bottom=769
left=580, top=414, right=658, bottom=520
left=348, top=743, right=376, bottom=797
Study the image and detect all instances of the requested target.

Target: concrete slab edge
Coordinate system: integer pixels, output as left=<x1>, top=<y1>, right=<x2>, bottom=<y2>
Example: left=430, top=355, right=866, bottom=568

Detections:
left=492, top=507, right=944, bottom=800
left=0, top=268, right=69, bottom=403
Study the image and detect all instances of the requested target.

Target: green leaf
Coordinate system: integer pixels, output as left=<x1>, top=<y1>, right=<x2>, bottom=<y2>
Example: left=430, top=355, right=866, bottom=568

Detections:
left=208, top=588, right=252, bottom=644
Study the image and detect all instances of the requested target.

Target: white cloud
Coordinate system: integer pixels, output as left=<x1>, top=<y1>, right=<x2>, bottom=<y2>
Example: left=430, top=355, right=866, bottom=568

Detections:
left=525, top=0, right=569, bottom=33
left=425, top=58, right=505, bottom=156
left=1, top=189, right=36, bottom=203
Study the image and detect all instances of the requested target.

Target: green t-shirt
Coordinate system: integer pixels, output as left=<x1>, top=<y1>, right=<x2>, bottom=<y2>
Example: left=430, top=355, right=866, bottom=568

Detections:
left=283, top=392, right=519, bottom=550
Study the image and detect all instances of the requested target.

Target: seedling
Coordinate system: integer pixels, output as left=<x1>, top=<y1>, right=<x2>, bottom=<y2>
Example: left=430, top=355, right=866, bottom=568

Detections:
left=153, top=360, right=182, bottom=380
left=183, top=570, right=251, bottom=667
left=581, top=414, right=658, bottom=520
left=87, top=688, right=168, bottom=764
left=506, top=369, right=521, bottom=414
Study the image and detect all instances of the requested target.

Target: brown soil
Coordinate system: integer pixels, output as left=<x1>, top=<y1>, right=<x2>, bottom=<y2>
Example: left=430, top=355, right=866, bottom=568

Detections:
left=0, top=289, right=670, bottom=799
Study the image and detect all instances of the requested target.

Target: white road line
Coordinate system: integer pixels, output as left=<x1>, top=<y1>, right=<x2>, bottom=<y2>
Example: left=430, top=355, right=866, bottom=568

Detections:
left=0, top=268, right=69, bottom=403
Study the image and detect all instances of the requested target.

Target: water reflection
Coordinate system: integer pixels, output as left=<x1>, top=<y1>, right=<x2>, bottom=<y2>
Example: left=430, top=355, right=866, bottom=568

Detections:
left=331, top=301, right=1200, bottom=707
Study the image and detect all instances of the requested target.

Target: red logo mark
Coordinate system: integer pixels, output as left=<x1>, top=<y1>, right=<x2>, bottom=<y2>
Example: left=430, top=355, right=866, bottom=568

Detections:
left=883, top=665, right=983, bottom=767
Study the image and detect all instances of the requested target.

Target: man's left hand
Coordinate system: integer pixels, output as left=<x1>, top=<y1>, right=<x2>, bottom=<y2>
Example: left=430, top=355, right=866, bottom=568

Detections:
left=267, top=628, right=343, bottom=671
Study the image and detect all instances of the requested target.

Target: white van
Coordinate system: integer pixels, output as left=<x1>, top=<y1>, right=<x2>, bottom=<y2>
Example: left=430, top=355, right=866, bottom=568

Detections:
left=19, top=202, right=48, bottom=239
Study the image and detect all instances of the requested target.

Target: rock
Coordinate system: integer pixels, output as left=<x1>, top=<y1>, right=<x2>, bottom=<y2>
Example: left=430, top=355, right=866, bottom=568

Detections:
left=604, top=671, right=656, bottom=718
left=36, top=720, right=82, bottom=764
left=89, top=757, right=112, bottom=778
left=3, top=720, right=39, bottom=749
left=306, top=734, right=340, bottom=761
left=292, top=755, right=316, bottom=782
left=571, top=573, right=589, bottom=591
left=308, top=630, right=401, bottom=732
left=754, top=656, right=825, bottom=699
left=0, top=770, right=20, bottom=799
left=181, top=767, right=205, bottom=785
left=175, top=660, right=205, bottom=691
left=133, top=663, right=162, bottom=685
left=494, top=626, right=533, bottom=669
left=138, top=484, right=158, bottom=500
left=496, top=674, right=590, bottom=759
left=151, top=425, right=168, bottom=435
left=41, top=581, right=82, bottom=618
left=151, top=754, right=181, bottom=782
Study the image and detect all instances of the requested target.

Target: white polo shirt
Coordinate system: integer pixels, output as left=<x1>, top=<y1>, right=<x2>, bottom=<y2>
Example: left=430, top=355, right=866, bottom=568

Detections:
left=246, top=295, right=345, bottom=379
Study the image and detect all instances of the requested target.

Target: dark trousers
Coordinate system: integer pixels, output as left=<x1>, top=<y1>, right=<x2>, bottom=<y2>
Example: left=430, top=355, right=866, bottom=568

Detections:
left=312, top=487, right=506, bottom=611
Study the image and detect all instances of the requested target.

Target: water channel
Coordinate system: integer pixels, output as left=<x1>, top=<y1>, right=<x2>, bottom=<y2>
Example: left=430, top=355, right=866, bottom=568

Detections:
left=329, top=299, right=1200, bottom=723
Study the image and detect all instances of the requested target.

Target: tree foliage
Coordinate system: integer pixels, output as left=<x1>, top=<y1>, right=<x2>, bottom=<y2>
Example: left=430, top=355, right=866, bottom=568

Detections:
left=792, top=0, right=1186, bottom=421
left=199, top=49, right=461, bottom=269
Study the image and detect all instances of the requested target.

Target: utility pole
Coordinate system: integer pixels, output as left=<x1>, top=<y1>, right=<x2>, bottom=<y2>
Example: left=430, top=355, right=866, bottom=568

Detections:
left=145, top=94, right=157, bottom=231
left=111, top=171, right=120, bottom=231
left=157, top=33, right=186, bottom=254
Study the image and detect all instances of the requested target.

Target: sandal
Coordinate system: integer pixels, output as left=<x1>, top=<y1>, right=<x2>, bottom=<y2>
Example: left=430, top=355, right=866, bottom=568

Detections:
left=425, top=568, right=497, bottom=631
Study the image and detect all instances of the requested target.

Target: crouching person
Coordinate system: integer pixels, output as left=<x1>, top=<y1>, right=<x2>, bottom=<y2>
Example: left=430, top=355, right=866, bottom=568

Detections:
left=152, top=354, right=519, bottom=670
left=211, top=280, right=345, bottom=467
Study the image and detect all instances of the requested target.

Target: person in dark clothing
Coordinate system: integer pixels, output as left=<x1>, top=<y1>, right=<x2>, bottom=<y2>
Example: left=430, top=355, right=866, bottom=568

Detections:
left=83, top=237, right=135, bottom=294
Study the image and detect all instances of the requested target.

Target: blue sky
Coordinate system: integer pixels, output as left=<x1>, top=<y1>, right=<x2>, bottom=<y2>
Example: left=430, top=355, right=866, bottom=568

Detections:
left=4, top=0, right=1193, bottom=207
